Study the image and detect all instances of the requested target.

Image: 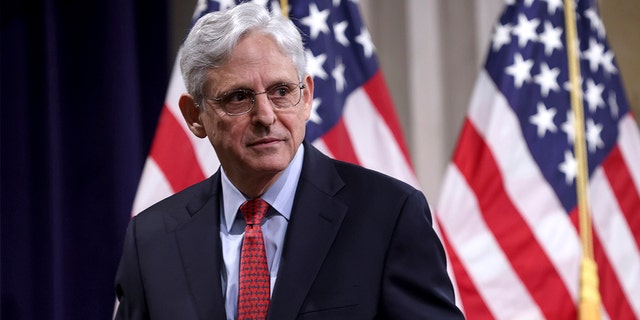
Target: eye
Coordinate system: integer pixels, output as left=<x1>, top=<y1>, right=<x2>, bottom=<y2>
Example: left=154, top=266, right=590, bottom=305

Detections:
left=269, top=84, right=293, bottom=97
left=224, top=90, right=252, bottom=103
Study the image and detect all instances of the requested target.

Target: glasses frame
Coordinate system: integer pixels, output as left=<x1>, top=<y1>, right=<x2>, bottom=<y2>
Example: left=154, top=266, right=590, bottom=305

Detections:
left=202, top=82, right=306, bottom=116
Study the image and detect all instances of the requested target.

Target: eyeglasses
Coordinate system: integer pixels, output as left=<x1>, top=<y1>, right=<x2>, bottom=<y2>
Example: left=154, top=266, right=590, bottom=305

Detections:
left=202, top=82, right=306, bottom=116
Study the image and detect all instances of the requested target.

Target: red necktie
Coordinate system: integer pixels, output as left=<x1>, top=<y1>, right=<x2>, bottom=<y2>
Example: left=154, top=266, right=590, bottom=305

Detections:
left=238, top=198, right=270, bottom=320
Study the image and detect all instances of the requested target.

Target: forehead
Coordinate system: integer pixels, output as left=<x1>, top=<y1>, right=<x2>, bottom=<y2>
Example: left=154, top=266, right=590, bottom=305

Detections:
left=207, top=32, right=298, bottom=90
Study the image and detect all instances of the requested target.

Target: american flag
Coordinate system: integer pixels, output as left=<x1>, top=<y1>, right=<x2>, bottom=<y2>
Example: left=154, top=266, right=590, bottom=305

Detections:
left=436, top=0, right=640, bottom=319
left=131, top=1, right=418, bottom=215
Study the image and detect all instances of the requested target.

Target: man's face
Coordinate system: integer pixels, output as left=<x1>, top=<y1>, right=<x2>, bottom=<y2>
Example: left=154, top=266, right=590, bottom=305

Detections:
left=197, top=32, right=313, bottom=189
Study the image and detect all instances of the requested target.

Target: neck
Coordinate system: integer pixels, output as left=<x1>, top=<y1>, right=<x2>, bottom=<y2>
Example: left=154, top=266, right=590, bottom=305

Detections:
left=229, top=171, right=283, bottom=199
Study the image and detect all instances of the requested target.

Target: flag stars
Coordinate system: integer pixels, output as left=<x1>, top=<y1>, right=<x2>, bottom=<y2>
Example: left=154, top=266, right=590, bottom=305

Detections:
left=215, top=0, right=236, bottom=11
left=586, top=119, right=604, bottom=153
left=584, top=8, right=606, bottom=38
left=309, top=98, right=323, bottom=124
left=252, top=0, right=269, bottom=7
left=541, top=0, right=563, bottom=15
left=539, top=21, right=563, bottom=56
left=492, top=23, right=512, bottom=51
left=512, top=14, right=540, bottom=48
left=584, top=79, right=605, bottom=113
left=301, top=3, right=330, bottom=40
left=601, top=50, right=617, bottom=75
left=356, top=27, right=375, bottom=58
left=332, top=59, right=347, bottom=92
left=269, top=0, right=287, bottom=16
left=193, top=0, right=208, bottom=19
left=506, top=53, right=534, bottom=88
left=334, top=21, right=350, bottom=46
left=563, top=74, right=583, bottom=93
left=529, top=102, right=558, bottom=138
left=608, top=91, right=619, bottom=118
left=558, top=150, right=577, bottom=185
left=305, top=49, right=328, bottom=80
left=561, top=110, right=576, bottom=145
left=583, top=38, right=605, bottom=73
left=534, top=63, right=560, bottom=97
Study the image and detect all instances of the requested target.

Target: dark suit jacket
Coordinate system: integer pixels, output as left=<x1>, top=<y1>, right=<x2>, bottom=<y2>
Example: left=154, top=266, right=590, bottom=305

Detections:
left=115, top=142, right=464, bottom=319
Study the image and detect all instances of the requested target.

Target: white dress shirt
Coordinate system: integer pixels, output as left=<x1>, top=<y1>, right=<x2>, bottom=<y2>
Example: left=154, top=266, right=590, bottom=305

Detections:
left=219, top=144, right=304, bottom=320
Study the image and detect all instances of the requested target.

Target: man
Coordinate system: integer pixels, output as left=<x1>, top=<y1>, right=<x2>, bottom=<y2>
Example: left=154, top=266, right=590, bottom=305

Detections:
left=115, top=2, right=464, bottom=319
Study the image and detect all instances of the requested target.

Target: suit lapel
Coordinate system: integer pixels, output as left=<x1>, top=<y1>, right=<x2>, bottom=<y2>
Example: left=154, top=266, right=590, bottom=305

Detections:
left=268, top=143, right=348, bottom=319
left=174, top=174, right=227, bottom=320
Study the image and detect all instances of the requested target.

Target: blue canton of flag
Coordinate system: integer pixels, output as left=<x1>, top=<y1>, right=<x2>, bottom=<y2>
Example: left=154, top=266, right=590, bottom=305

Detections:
left=486, top=0, right=629, bottom=212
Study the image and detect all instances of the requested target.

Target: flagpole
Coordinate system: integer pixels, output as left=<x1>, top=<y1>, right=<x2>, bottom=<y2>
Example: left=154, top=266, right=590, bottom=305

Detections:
left=280, top=0, right=288, bottom=16
left=563, top=0, right=601, bottom=319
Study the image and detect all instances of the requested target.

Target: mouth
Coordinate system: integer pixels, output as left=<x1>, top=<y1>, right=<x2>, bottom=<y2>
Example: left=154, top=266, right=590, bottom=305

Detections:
left=247, top=137, right=283, bottom=147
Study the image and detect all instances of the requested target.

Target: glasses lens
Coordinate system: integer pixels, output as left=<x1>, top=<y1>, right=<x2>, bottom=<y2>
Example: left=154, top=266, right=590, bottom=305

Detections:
left=211, top=83, right=303, bottom=115
left=267, top=83, right=302, bottom=109
left=222, top=89, right=255, bottom=114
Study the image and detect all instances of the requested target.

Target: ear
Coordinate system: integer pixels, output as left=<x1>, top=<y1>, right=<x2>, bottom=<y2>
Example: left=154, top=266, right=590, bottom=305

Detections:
left=301, top=74, right=314, bottom=121
left=179, top=94, right=207, bottom=138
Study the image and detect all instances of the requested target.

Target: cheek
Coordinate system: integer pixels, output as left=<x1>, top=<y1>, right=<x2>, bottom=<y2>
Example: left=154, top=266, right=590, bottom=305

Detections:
left=288, top=115, right=308, bottom=142
left=209, top=119, right=243, bottom=148
left=201, top=114, right=225, bottom=146
left=209, top=122, right=227, bottom=146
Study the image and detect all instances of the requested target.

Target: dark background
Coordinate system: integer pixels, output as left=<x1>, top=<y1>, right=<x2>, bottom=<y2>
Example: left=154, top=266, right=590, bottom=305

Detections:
left=1, top=0, right=181, bottom=318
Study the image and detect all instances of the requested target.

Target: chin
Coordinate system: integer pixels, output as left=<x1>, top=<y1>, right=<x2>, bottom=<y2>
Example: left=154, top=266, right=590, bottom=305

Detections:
left=250, top=158, right=290, bottom=173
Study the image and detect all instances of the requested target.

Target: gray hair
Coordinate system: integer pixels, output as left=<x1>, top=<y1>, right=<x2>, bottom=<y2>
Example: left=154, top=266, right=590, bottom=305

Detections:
left=179, top=2, right=307, bottom=105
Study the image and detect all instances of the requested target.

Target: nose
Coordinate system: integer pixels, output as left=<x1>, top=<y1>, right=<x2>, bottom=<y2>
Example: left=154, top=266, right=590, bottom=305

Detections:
left=251, top=93, right=276, bottom=126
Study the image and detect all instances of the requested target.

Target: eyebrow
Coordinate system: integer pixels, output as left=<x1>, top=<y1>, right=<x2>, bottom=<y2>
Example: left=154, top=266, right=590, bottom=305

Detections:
left=218, top=80, right=297, bottom=95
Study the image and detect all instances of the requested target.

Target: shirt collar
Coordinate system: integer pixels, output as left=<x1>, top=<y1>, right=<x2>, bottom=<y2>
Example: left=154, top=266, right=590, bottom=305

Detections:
left=221, top=143, right=305, bottom=232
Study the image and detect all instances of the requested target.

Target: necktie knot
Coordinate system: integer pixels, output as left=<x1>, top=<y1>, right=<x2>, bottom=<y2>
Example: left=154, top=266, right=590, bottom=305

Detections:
left=240, top=198, right=268, bottom=226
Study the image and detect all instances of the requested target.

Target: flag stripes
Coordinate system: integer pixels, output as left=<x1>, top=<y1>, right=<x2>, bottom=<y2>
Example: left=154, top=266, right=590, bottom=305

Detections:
left=436, top=0, right=640, bottom=317
left=361, top=71, right=413, bottom=166
left=602, top=149, right=640, bottom=249
left=320, top=119, right=360, bottom=165
left=590, top=170, right=640, bottom=317
left=317, top=72, right=419, bottom=188
left=437, top=225, right=490, bottom=318
left=454, top=117, right=576, bottom=319
left=149, top=107, right=206, bottom=192
left=439, top=164, right=545, bottom=319
left=438, top=71, right=640, bottom=318
left=468, top=71, right=582, bottom=298
left=132, top=60, right=219, bottom=214
left=588, top=212, right=636, bottom=320
left=618, top=117, right=640, bottom=194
